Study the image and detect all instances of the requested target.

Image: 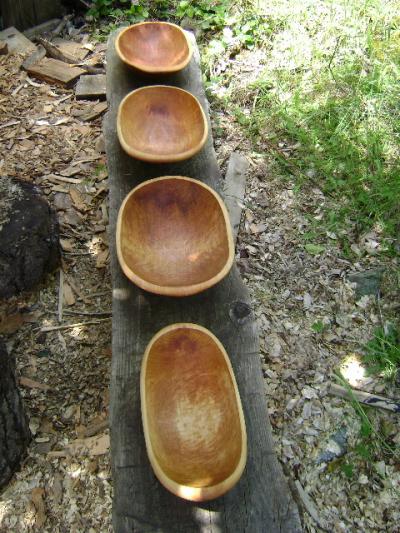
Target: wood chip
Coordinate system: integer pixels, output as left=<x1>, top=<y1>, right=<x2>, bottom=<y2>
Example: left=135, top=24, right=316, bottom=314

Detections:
left=0, top=40, right=8, bottom=55
left=19, top=377, right=51, bottom=391
left=70, top=188, right=86, bottom=211
left=63, top=282, right=76, bottom=306
left=31, top=487, right=47, bottom=528
left=80, top=101, right=108, bottom=121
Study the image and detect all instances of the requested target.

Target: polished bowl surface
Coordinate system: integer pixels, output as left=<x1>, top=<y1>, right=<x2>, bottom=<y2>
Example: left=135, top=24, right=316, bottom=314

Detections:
left=116, top=21, right=192, bottom=73
left=117, top=85, right=208, bottom=163
left=141, top=323, right=247, bottom=501
left=116, top=176, right=234, bottom=296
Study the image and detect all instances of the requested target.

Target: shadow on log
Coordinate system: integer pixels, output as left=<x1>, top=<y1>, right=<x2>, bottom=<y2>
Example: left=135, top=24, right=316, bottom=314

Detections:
left=0, top=180, right=60, bottom=299
left=0, top=339, right=30, bottom=489
left=105, top=30, right=302, bottom=533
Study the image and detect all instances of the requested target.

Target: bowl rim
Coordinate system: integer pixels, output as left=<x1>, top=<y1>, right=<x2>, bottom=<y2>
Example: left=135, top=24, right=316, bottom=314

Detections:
left=117, top=85, right=209, bottom=163
left=140, top=322, right=247, bottom=501
left=115, top=21, right=193, bottom=73
left=116, top=176, right=234, bottom=296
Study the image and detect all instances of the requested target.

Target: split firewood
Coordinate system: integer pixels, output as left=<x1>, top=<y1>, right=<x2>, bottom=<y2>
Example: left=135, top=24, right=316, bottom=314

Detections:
left=36, top=37, right=104, bottom=75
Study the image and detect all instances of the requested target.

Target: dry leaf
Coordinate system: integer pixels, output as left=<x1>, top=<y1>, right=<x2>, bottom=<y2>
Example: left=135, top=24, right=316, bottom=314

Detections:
left=31, top=487, right=46, bottom=528
left=70, top=188, right=86, bottom=211
left=63, top=282, right=76, bottom=306
left=96, top=248, right=109, bottom=268
left=20, top=376, right=50, bottom=391
left=60, top=238, right=74, bottom=252
left=0, top=313, right=25, bottom=334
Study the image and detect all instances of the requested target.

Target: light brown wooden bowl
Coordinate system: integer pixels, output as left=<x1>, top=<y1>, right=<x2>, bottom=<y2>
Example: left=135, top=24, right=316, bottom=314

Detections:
left=141, top=323, right=247, bottom=501
left=116, top=176, right=234, bottom=296
left=117, top=85, right=208, bottom=163
left=116, top=22, right=192, bottom=73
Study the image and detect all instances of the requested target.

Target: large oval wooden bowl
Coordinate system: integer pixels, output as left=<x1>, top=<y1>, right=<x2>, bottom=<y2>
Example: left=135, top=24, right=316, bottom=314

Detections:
left=141, top=323, right=247, bottom=501
left=117, top=86, right=208, bottom=163
left=116, top=176, right=234, bottom=296
left=116, top=22, right=192, bottom=73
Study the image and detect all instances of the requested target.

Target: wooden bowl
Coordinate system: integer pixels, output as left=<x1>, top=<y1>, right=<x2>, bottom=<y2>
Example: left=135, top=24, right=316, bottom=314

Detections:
left=116, top=176, right=234, bottom=296
left=141, top=323, right=247, bottom=501
left=117, top=85, right=208, bottom=163
left=116, top=22, right=192, bottom=73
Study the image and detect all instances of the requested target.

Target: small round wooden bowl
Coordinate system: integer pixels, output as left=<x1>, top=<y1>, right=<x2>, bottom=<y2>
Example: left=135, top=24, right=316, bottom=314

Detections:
left=117, top=86, right=208, bottom=163
left=116, top=22, right=192, bottom=74
left=141, top=323, right=247, bottom=501
left=116, top=176, right=234, bottom=296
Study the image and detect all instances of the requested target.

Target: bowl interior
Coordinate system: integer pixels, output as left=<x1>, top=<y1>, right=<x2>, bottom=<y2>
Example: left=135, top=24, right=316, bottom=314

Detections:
left=118, top=87, right=206, bottom=159
left=119, top=178, right=231, bottom=291
left=143, top=326, right=244, bottom=490
left=118, top=23, right=190, bottom=71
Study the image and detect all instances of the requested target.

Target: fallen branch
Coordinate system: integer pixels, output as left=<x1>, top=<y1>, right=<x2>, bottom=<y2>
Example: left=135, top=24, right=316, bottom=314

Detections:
left=40, top=317, right=111, bottom=332
left=329, top=383, right=400, bottom=413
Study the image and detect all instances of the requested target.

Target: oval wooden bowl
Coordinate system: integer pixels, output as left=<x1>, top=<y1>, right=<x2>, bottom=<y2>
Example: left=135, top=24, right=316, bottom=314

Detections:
left=117, top=85, right=208, bottom=163
left=116, top=176, right=234, bottom=296
left=116, top=21, right=192, bottom=73
left=141, top=323, right=247, bottom=501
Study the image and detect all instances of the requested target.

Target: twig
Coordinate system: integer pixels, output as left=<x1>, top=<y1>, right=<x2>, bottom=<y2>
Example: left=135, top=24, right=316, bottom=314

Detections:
left=329, top=383, right=400, bottom=413
left=51, top=15, right=73, bottom=38
left=58, top=269, right=64, bottom=323
left=328, top=36, right=342, bottom=82
left=294, top=480, right=328, bottom=531
left=51, top=310, right=112, bottom=317
left=40, top=318, right=111, bottom=333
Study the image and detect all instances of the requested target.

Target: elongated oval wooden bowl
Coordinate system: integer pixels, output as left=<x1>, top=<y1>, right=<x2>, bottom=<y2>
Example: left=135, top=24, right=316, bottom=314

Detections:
left=117, top=85, right=208, bottom=163
left=116, top=21, right=192, bottom=73
left=141, top=323, right=247, bottom=501
left=116, top=176, right=234, bottom=296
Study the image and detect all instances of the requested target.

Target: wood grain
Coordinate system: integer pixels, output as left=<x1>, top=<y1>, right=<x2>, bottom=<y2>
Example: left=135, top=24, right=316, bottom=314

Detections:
left=105, top=29, right=302, bottom=533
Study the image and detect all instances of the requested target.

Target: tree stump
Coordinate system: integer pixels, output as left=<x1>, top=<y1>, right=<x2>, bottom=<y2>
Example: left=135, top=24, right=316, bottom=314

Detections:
left=1, top=0, right=63, bottom=31
left=0, top=339, right=30, bottom=489
left=0, top=179, right=60, bottom=299
left=105, top=31, right=302, bottom=532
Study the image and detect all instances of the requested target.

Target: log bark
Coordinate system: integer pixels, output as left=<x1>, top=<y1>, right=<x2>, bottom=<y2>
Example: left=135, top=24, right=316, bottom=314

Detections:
left=0, top=181, right=60, bottom=299
left=105, top=30, right=302, bottom=533
left=0, top=339, right=30, bottom=489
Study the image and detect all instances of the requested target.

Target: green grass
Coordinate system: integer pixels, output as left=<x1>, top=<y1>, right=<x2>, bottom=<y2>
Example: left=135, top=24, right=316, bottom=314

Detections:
left=362, top=325, right=400, bottom=381
left=233, top=0, right=400, bottom=252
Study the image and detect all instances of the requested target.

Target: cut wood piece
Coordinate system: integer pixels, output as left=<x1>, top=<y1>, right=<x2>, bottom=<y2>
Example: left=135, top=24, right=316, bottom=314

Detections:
left=21, top=44, right=46, bottom=70
left=81, top=101, right=108, bottom=121
left=53, top=38, right=90, bottom=62
left=224, top=152, right=249, bottom=243
left=105, top=29, right=302, bottom=533
left=75, top=74, right=107, bottom=99
left=27, top=58, right=85, bottom=87
left=0, top=27, right=36, bottom=54
left=0, top=41, right=8, bottom=55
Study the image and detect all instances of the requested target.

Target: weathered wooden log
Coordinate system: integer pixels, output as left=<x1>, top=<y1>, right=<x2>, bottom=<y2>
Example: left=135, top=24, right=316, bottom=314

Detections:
left=0, top=180, right=60, bottom=299
left=105, top=30, right=302, bottom=532
left=0, top=339, right=30, bottom=489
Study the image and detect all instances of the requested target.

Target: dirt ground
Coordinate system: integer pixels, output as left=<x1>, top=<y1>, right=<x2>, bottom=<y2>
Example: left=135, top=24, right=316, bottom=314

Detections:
left=0, top=29, right=399, bottom=533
